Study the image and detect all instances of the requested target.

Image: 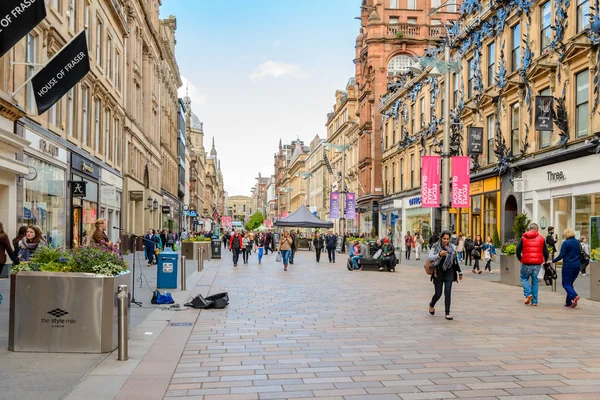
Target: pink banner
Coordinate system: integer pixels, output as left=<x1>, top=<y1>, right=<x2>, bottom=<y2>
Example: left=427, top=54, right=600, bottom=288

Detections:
left=421, top=156, right=440, bottom=208
left=452, top=156, right=471, bottom=208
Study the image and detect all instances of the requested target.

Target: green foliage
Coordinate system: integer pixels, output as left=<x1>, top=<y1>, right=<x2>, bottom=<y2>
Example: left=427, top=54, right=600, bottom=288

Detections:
left=10, top=263, right=32, bottom=273
left=592, top=248, right=600, bottom=262
left=245, top=211, right=265, bottom=231
left=70, top=243, right=127, bottom=275
left=91, top=262, right=126, bottom=276
left=396, top=31, right=404, bottom=39
left=183, top=236, right=211, bottom=242
left=501, top=241, right=517, bottom=256
left=493, top=228, right=501, bottom=248
left=592, top=222, right=600, bottom=250
left=512, top=213, right=531, bottom=240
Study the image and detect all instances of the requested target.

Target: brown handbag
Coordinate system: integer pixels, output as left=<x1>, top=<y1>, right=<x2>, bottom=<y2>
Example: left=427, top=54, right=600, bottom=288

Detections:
left=424, top=258, right=435, bottom=275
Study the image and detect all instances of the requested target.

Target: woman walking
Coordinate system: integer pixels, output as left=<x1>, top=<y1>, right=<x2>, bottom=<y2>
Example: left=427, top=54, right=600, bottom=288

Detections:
left=404, top=231, right=413, bottom=260
left=18, top=226, right=43, bottom=261
left=241, top=232, right=250, bottom=264
left=580, top=236, right=591, bottom=276
left=456, top=232, right=465, bottom=262
left=472, top=235, right=483, bottom=274
left=0, top=222, right=18, bottom=277
left=255, top=232, right=265, bottom=264
left=482, top=236, right=496, bottom=273
left=313, top=232, right=324, bottom=262
left=278, top=230, right=293, bottom=271
left=414, top=232, right=424, bottom=261
left=428, top=230, right=463, bottom=320
left=552, top=228, right=582, bottom=308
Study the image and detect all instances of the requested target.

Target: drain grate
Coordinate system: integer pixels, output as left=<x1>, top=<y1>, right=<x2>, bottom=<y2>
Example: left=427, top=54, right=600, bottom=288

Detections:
left=168, top=322, right=193, bottom=327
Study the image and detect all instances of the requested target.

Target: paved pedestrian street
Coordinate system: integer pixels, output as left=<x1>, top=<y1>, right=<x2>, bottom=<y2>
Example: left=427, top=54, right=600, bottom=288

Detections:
left=112, top=249, right=600, bottom=400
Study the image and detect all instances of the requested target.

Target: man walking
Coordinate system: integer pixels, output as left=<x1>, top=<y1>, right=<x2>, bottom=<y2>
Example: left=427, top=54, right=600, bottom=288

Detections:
left=516, top=223, right=549, bottom=306
left=289, top=230, right=297, bottom=264
left=313, top=232, right=324, bottom=262
left=264, top=230, right=272, bottom=255
left=326, top=230, right=337, bottom=263
left=229, top=229, right=243, bottom=267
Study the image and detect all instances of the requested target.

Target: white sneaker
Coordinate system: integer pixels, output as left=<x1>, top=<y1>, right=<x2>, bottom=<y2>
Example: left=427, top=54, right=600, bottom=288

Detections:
left=582, top=273, right=587, bottom=276
left=490, top=270, right=493, bottom=274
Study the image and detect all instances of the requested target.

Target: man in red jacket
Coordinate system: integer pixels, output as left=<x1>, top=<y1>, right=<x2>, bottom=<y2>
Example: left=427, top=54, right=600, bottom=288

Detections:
left=516, top=223, right=549, bottom=306
left=229, top=229, right=243, bottom=267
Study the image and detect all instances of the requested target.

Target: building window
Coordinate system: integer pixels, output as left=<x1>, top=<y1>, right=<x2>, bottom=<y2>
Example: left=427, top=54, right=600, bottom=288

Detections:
left=407, top=0, right=416, bottom=9
left=511, top=23, right=521, bottom=72
left=400, top=158, right=404, bottom=189
left=67, top=88, right=75, bottom=138
left=576, top=69, right=589, bottom=138
left=105, top=109, right=111, bottom=159
left=114, top=119, right=120, bottom=166
left=539, top=88, right=552, bottom=148
left=115, top=51, right=120, bottom=90
left=487, top=42, right=495, bottom=87
left=68, top=0, right=75, bottom=31
left=578, top=0, right=590, bottom=33
left=106, top=35, right=112, bottom=78
left=26, top=33, right=37, bottom=113
left=440, top=84, right=445, bottom=116
left=510, top=103, right=520, bottom=156
left=411, top=105, right=415, bottom=134
left=84, top=2, right=90, bottom=43
left=541, top=2, right=552, bottom=50
left=96, top=18, right=103, bottom=67
left=94, top=99, right=100, bottom=153
left=392, top=123, right=396, bottom=144
left=387, top=54, right=415, bottom=76
left=390, top=0, right=399, bottom=8
left=410, top=154, right=415, bottom=188
left=487, top=115, right=495, bottom=165
left=390, top=16, right=399, bottom=24
left=446, top=2, right=456, bottom=11
left=392, top=162, right=396, bottom=192
left=431, top=0, right=440, bottom=7
left=385, top=166, right=389, bottom=195
left=420, top=97, right=425, bottom=128
left=49, top=103, right=58, bottom=127
left=82, top=86, right=89, bottom=146
left=453, top=73, right=458, bottom=106
left=468, top=58, right=475, bottom=98
left=407, top=17, right=417, bottom=24
left=52, top=0, right=60, bottom=11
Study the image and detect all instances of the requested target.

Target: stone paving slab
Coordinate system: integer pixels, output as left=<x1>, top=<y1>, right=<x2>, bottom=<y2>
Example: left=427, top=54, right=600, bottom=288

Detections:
left=110, top=249, right=600, bottom=399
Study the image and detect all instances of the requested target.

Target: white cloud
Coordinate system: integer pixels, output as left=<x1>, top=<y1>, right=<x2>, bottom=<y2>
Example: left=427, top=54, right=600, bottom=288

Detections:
left=248, top=60, right=308, bottom=82
left=178, top=76, right=208, bottom=108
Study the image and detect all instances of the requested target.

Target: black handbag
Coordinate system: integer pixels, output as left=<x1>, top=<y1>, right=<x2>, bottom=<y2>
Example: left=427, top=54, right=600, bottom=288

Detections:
left=184, top=294, right=213, bottom=309
left=205, top=292, right=229, bottom=309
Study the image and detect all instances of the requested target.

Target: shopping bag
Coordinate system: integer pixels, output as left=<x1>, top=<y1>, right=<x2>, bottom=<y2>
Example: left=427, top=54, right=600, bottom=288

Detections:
left=537, top=265, right=546, bottom=280
left=484, top=249, right=491, bottom=260
left=276, top=252, right=282, bottom=262
left=173, top=243, right=178, bottom=251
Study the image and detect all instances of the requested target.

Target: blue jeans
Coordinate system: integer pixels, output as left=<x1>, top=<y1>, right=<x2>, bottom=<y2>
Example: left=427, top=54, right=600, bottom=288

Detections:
left=281, top=250, right=291, bottom=266
left=352, top=255, right=363, bottom=269
left=562, top=267, right=579, bottom=306
left=520, top=264, right=541, bottom=305
left=257, top=247, right=264, bottom=263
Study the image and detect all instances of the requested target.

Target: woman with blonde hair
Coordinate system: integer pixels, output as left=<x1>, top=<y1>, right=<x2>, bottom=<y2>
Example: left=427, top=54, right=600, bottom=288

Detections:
left=92, top=218, right=109, bottom=245
left=552, top=228, right=582, bottom=308
left=277, top=230, right=293, bottom=271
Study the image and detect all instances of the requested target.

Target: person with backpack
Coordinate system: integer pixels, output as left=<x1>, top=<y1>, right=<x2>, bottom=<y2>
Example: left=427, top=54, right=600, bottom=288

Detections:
left=463, top=236, right=474, bottom=266
left=427, top=230, right=463, bottom=320
left=472, top=235, right=483, bottom=274
left=482, top=236, right=497, bottom=273
left=229, top=229, right=243, bottom=267
left=166, top=230, right=176, bottom=249
left=552, top=228, right=582, bottom=308
left=580, top=236, right=591, bottom=276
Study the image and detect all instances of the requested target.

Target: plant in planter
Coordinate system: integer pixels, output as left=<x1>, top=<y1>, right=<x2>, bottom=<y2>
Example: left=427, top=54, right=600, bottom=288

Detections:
left=512, top=212, right=531, bottom=240
left=493, top=228, right=501, bottom=248
left=501, top=240, right=517, bottom=256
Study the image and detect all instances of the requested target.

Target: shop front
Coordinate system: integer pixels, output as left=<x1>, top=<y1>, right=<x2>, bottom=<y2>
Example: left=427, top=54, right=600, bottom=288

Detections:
left=379, top=198, right=402, bottom=248
left=403, top=195, right=433, bottom=246
left=21, top=128, right=68, bottom=247
left=70, top=153, right=100, bottom=247
left=100, top=169, right=123, bottom=243
left=522, top=155, right=600, bottom=248
left=467, top=176, right=501, bottom=241
left=162, top=192, right=181, bottom=233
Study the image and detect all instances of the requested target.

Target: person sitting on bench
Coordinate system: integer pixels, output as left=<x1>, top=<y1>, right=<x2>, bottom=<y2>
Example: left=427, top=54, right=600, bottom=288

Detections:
left=350, top=240, right=363, bottom=270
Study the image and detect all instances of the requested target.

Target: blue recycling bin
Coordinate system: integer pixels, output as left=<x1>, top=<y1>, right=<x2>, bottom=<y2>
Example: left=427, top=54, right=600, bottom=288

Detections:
left=157, top=250, right=178, bottom=289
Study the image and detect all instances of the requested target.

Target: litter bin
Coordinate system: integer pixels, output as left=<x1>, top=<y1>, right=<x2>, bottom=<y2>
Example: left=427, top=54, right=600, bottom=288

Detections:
left=212, top=239, right=222, bottom=259
left=157, top=250, right=178, bottom=289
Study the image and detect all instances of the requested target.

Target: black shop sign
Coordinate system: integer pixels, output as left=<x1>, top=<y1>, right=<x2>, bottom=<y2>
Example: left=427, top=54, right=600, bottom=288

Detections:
left=534, top=96, right=554, bottom=131
left=468, top=127, right=483, bottom=155
left=0, top=0, right=47, bottom=58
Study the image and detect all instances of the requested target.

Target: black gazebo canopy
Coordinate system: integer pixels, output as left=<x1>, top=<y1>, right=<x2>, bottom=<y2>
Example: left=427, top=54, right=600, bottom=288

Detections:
left=273, top=205, right=333, bottom=228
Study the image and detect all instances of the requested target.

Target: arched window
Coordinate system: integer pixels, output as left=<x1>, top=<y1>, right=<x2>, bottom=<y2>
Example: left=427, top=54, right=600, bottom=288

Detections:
left=387, top=55, right=415, bottom=76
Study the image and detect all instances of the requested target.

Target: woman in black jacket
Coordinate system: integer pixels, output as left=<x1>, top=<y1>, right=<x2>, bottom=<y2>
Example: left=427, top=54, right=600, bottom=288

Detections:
left=313, top=233, right=324, bottom=262
left=472, top=235, right=483, bottom=274
left=428, top=230, right=463, bottom=320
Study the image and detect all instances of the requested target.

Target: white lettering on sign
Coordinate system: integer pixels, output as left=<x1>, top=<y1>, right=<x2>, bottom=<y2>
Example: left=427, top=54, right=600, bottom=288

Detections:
left=451, top=176, right=469, bottom=206
left=0, top=0, right=38, bottom=34
left=36, top=52, right=87, bottom=98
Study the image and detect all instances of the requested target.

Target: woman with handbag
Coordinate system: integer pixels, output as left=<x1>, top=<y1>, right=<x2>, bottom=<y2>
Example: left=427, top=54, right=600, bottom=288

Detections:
left=472, top=235, right=483, bottom=274
left=482, top=236, right=496, bottom=273
left=277, top=230, right=293, bottom=271
left=255, top=232, right=265, bottom=264
left=428, top=230, right=463, bottom=320
left=580, top=236, right=591, bottom=276
left=552, top=228, right=582, bottom=308
left=0, top=222, right=18, bottom=277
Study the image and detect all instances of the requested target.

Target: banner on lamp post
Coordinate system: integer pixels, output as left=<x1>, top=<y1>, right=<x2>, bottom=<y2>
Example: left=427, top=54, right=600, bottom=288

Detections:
left=345, top=192, right=356, bottom=220
left=330, top=192, right=340, bottom=219
left=0, top=0, right=47, bottom=59
left=451, top=156, right=471, bottom=208
left=32, top=31, right=90, bottom=115
left=420, top=156, right=440, bottom=208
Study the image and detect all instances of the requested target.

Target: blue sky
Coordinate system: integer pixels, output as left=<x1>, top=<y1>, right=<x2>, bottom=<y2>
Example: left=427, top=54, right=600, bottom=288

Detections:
left=161, top=0, right=359, bottom=196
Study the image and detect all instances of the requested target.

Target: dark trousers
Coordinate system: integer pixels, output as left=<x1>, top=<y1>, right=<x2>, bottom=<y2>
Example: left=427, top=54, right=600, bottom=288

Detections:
left=232, top=248, right=241, bottom=265
left=145, top=249, right=155, bottom=265
left=327, top=247, right=335, bottom=262
left=405, top=248, right=411, bottom=260
left=290, top=248, right=295, bottom=264
left=473, top=259, right=480, bottom=271
left=485, top=259, right=491, bottom=271
left=265, top=243, right=271, bottom=254
left=315, top=248, right=321, bottom=262
left=581, top=260, right=590, bottom=274
left=465, top=250, right=472, bottom=266
left=242, top=248, right=249, bottom=264
left=430, top=279, right=453, bottom=315
left=562, top=267, right=580, bottom=306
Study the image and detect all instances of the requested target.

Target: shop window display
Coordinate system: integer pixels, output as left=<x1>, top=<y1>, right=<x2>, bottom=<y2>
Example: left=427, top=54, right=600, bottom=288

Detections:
left=484, top=192, right=497, bottom=240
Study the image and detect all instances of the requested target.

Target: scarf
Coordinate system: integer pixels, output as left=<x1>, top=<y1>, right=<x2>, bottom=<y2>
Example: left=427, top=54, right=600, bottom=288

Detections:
left=431, top=239, right=456, bottom=272
left=19, top=237, right=39, bottom=250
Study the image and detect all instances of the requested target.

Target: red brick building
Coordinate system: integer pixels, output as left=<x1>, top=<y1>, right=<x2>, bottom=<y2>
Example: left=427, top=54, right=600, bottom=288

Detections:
left=354, top=0, right=458, bottom=234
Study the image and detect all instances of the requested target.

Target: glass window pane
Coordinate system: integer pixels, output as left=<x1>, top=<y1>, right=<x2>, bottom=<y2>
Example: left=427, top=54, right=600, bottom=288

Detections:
left=484, top=192, right=498, bottom=241
left=576, top=70, right=589, bottom=104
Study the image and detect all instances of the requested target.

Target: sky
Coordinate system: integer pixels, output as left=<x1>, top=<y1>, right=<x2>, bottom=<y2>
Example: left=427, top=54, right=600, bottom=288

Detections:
left=160, top=0, right=359, bottom=197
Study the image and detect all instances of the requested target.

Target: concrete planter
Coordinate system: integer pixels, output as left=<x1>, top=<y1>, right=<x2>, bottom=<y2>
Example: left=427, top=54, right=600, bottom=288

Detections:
left=198, top=242, right=211, bottom=261
left=9, top=271, right=130, bottom=353
left=181, top=241, right=200, bottom=260
left=590, top=262, right=600, bottom=301
left=499, top=254, right=522, bottom=286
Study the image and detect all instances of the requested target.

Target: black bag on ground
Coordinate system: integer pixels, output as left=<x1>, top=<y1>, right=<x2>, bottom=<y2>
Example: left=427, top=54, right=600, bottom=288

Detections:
left=347, top=257, right=354, bottom=270
left=184, top=293, right=213, bottom=309
left=205, top=292, right=229, bottom=309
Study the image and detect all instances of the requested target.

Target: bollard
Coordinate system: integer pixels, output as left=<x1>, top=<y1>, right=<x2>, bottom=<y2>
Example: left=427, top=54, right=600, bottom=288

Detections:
left=198, top=247, right=204, bottom=272
left=117, top=285, right=128, bottom=361
left=181, top=255, right=187, bottom=291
